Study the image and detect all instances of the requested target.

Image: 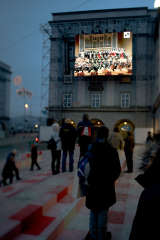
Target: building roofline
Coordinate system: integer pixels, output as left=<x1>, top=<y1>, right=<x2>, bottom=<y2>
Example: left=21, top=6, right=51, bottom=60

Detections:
left=51, top=6, right=152, bottom=16
left=0, top=60, right=12, bottom=73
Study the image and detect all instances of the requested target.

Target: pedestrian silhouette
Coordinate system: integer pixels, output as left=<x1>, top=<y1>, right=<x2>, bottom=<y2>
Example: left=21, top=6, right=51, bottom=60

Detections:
left=30, top=143, right=41, bottom=171
left=77, top=114, right=94, bottom=158
left=124, top=131, right=135, bottom=173
left=1, top=150, right=21, bottom=185
left=84, top=126, right=121, bottom=240
left=48, top=122, right=61, bottom=174
left=59, top=119, right=77, bottom=172
left=129, top=143, right=160, bottom=239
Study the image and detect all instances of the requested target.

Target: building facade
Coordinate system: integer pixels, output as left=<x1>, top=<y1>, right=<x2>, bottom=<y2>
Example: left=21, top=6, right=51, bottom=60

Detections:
left=48, top=7, right=159, bottom=143
left=0, top=61, right=11, bottom=136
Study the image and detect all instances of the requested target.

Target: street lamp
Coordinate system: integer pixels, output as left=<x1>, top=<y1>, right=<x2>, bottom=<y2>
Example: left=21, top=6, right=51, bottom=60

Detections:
left=24, top=103, right=29, bottom=131
left=154, top=0, right=160, bottom=8
left=24, top=103, right=29, bottom=109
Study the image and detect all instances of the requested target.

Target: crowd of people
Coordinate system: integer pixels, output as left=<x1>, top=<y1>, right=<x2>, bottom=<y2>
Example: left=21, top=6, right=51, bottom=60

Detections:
left=74, top=48, right=132, bottom=76
left=1, top=115, right=160, bottom=239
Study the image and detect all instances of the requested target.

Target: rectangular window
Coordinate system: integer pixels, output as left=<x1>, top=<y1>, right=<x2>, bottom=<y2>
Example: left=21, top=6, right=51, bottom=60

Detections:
left=121, top=93, right=130, bottom=108
left=63, top=93, right=72, bottom=108
left=91, top=93, right=101, bottom=108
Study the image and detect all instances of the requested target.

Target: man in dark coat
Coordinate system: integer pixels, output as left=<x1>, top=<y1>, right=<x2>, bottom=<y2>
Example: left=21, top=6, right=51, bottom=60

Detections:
left=129, top=147, right=160, bottom=240
left=1, top=150, right=21, bottom=185
left=59, top=119, right=77, bottom=172
left=77, top=114, right=94, bottom=158
left=124, top=131, right=135, bottom=173
left=30, top=144, right=41, bottom=171
left=85, top=126, right=121, bottom=240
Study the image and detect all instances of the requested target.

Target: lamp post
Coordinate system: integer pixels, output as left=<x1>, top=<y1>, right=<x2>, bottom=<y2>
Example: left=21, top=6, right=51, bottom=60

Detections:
left=24, top=103, right=29, bottom=131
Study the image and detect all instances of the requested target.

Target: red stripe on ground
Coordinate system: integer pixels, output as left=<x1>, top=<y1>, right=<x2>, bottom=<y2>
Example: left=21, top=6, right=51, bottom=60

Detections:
left=57, top=187, right=68, bottom=202
left=117, top=182, right=130, bottom=188
left=48, top=185, right=65, bottom=195
left=22, top=179, right=44, bottom=183
left=1, top=186, right=14, bottom=193
left=59, top=194, right=75, bottom=203
left=7, top=189, right=24, bottom=198
left=10, top=204, right=42, bottom=221
left=36, top=172, right=52, bottom=177
left=23, top=215, right=55, bottom=235
left=117, top=193, right=128, bottom=202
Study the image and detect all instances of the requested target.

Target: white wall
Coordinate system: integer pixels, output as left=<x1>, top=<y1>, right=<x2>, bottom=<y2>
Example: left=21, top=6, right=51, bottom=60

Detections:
left=135, top=127, right=153, bottom=144
left=39, top=126, right=53, bottom=142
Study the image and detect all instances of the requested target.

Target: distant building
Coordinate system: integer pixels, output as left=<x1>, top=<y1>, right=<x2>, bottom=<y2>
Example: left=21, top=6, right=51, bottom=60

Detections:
left=47, top=7, right=160, bottom=143
left=9, top=115, right=47, bottom=133
left=0, top=60, right=11, bottom=137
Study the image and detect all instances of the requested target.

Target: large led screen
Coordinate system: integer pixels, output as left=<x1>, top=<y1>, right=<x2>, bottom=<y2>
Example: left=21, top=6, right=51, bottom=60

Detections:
left=74, top=32, right=132, bottom=77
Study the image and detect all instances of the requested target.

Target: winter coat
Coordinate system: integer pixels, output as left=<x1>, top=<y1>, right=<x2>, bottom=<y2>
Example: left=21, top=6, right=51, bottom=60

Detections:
left=59, top=123, right=77, bottom=151
left=31, top=145, right=38, bottom=159
left=85, top=141, right=121, bottom=211
left=124, top=135, right=135, bottom=153
left=51, top=123, right=61, bottom=151
left=129, top=184, right=160, bottom=240
left=129, top=148, right=160, bottom=239
left=109, top=132, right=124, bottom=149
left=77, top=120, right=94, bottom=143
left=2, top=152, right=16, bottom=178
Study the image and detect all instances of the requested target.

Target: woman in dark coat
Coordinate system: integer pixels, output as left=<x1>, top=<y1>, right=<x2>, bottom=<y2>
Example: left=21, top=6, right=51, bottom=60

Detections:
left=85, top=126, right=121, bottom=240
left=129, top=146, right=160, bottom=240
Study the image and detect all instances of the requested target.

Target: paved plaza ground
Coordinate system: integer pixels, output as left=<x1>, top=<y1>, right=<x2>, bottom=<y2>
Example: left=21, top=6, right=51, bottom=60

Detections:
left=0, top=143, right=145, bottom=240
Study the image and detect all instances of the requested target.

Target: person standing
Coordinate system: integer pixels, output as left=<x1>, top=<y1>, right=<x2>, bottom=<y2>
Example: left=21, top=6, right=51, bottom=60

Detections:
left=59, top=119, right=77, bottom=172
left=30, top=143, right=41, bottom=171
left=85, top=126, right=121, bottom=240
left=77, top=114, right=94, bottom=158
left=129, top=146, right=160, bottom=239
left=145, top=131, right=153, bottom=150
left=1, top=150, right=21, bottom=185
left=49, top=122, right=61, bottom=175
left=124, top=131, right=135, bottom=173
left=109, top=127, right=124, bottom=150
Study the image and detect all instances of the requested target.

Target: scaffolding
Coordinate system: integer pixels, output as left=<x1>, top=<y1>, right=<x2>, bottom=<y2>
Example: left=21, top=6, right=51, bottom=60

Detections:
left=40, top=23, right=52, bottom=125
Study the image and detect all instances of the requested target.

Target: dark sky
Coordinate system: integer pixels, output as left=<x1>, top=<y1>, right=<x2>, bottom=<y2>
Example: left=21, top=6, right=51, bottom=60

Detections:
left=0, top=0, right=155, bottom=118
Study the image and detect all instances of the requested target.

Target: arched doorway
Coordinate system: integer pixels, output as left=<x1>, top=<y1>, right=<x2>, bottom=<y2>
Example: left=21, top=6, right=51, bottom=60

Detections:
left=114, top=119, right=135, bottom=139
left=59, top=118, right=77, bottom=128
left=90, top=119, right=104, bottom=128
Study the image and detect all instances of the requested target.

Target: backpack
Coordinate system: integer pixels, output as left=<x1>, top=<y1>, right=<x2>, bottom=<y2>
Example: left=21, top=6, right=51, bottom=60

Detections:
left=81, top=126, right=91, bottom=137
left=47, top=138, right=57, bottom=150
left=77, top=145, right=93, bottom=196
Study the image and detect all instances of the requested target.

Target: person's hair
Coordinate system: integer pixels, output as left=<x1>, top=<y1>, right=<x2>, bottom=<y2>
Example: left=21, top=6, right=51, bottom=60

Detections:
left=83, top=114, right=89, bottom=121
left=113, top=127, right=119, bottom=132
left=12, top=149, right=17, bottom=155
left=97, top=126, right=109, bottom=139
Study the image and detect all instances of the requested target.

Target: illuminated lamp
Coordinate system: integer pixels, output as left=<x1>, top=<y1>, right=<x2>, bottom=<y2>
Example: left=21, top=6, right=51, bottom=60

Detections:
left=124, top=122, right=128, bottom=125
left=26, top=153, right=31, bottom=158
left=154, top=0, right=160, bottom=8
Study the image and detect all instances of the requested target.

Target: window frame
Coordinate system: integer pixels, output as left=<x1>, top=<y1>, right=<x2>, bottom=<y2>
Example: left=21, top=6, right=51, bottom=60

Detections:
left=63, top=93, right=72, bottom=108
left=90, top=93, right=101, bottom=108
left=120, top=92, right=131, bottom=108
